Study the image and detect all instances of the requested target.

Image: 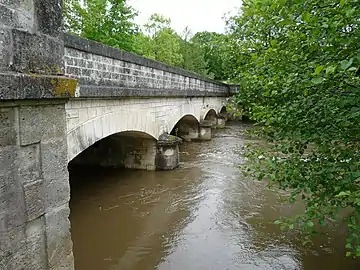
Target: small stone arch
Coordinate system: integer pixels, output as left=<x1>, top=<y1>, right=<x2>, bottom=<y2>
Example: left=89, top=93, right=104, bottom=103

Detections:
left=219, top=106, right=227, bottom=114
left=203, top=109, right=218, bottom=126
left=170, top=114, right=200, bottom=142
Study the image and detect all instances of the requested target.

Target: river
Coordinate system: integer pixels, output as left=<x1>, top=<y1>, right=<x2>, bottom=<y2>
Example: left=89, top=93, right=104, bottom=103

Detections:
left=69, top=122, right=360, bottom=270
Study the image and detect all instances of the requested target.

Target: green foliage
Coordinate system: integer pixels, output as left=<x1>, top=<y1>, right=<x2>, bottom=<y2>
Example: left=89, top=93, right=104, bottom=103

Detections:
left=179, top=27, right=208, bottom=76
left=229, top=0, right=360, bottom=255
left=134, top=33, right=156, bottom=60
left=192, top=31, right=230, bottom=80
left=142, top=13, right=183, bottom=66
left=64, top=0, right=138, bottom=52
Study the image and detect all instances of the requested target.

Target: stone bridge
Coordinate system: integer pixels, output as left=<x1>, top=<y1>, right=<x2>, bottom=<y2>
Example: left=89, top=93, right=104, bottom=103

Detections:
left=0, top=1, right=238, bottom=269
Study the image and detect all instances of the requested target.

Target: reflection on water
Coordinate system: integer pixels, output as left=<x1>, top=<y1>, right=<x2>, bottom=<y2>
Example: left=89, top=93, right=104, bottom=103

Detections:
left=69, top=122, right=359, bottom=270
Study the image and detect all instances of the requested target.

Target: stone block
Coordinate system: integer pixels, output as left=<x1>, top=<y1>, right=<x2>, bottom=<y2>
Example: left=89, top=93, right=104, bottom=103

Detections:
left=0, top=5, right=20, bottom=28
left=0, top=73, right=78, bottom=100
left=156, top=134, right=181, bottom=170
left=198, top=126, right=212, bottom=141
left=0, top=188, right=26, bottom=229
left=45, top=204, right=74, bottom=270
left=35, top=0, right=62, bottom=37
left=52, top=253, right=75, bottom=270
left=0, top=107, right=17, bottom=147
left=41, top=138, right=70, bottom=210
left=0, top=223, right=27, bottom=269
left=12, top=29, right=64, bottom=74
left=19, top=104, right=66, bottom=146
left=0, top=148, right=18, bottom=194
left=23, top=180, right=45, bottom=221
left=0, top=26, right=13, bottom=70
left=24, top=216, right=47, bottom=269
left=15, top=143, right=41, bottom=184
left=0, top=0, right=35, bottom=28
left=216, top=117, right=226, bottom=128
left=0, top=216, right=47, bottom=269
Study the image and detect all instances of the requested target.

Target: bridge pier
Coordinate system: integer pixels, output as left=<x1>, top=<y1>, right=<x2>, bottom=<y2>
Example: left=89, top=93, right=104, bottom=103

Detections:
left=198, top=121, right=212, bottom=141
left=216, top=115, right=227, bottom=129
left=0, top=101, right=75, bottom=270
left=0, top=0, right=76, bottom=268
left=156, top=134, right=182, bottom=170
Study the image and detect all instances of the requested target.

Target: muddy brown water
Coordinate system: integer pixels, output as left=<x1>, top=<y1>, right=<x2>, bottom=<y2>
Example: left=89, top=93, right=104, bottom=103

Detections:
left=69, top=122, right=360, bottom=270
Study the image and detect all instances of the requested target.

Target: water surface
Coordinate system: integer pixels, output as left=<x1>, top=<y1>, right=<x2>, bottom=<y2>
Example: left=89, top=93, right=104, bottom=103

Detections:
left=70, top=122, right=359, bottom=270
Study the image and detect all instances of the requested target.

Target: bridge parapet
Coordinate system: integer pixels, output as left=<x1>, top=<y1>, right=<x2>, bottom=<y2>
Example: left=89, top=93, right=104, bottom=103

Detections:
left=64, top=34, right=230, bottom=98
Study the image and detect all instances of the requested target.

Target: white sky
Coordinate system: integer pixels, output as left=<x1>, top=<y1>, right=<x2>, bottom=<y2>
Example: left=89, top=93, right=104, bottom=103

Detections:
left=129, top=0, right=242, bottom=34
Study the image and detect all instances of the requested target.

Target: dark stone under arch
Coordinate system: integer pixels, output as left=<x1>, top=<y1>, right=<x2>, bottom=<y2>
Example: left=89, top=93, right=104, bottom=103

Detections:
left=68, top=130, right=158, bottom=170
left=170, top=114, right=200, bottom=142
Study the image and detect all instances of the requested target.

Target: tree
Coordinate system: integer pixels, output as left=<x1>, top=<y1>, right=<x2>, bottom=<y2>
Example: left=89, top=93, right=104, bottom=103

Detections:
left=178, top=27, right=208, bottom=76
left=63, top=0, right=139, bottom=52
left=228, top=0, right=360, bottom=256
left=134, top=33, right=156, bottom=60
left=142, top=13, right=183, bottom=66
left=192, top=31, right=230, bottom=80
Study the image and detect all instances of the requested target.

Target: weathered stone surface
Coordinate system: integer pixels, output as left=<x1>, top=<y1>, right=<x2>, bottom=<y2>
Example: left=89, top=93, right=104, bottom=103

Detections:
left=0, top=0, right=35, bottom=30
left=156, top=144, right=180, bottom=170
left=64, top=35, right=231, bottom=98
left=66, top=97, right=227, bottom=161
left=0, top=224, right=27, bottom=269
left=198, top=126, right=212, bottom=141
left=35, top=0, right=62, bottom=37
left=64, top=34, right=225, bottom=85
left=0, top=147, right=18, bottom=192
left=41, top=137, right=70, bottom=210
left=216, top=117, right=226, bottom=129
left=0, top=216, right=47, bottom=270
left=0, top=73, right=78, bottom=100
left=200, top=119, right=213, bottom=128
left=0, top=108, right=17, bottom=147
left=0, top=4, right=33, bottom=30
left=15, top=143, right=41, bottom=184
left=23, top=180, right=45, bottom=221
left=156, top=134, right=181, bottom=170
left=0, top=26, right=13, bottom=70
left=12, top=29, right=64, bottom=74
left=24, top=216, right=47, bottom=269
left=0, top=5, right=19, bottom=28
left=19, top=104, right=66, bottom=145
left=45, top=204, right=74, bottom=270
left=1, top=188, right=26, bottom=229
left=54, top=253, right=75, bottom=270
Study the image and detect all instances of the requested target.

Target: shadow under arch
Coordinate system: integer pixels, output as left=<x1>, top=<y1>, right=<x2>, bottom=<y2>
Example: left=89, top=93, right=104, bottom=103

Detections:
left=69, top=130, right=158, bottom=171
left=170, top=114, right=200, bottom=142
left=203, top=109, right=217, bottom=126
left=219, top=106, right=227, bottom=114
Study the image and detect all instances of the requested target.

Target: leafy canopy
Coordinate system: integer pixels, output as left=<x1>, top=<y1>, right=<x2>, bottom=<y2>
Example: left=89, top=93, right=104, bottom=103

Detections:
left=228, top=0, right=360, bottom=256
left=64, top=0, right=139, bottom=52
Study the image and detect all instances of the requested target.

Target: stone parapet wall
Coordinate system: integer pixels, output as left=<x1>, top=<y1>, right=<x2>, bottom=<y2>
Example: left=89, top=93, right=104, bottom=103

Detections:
left=64, top=34, right=230, bottom=97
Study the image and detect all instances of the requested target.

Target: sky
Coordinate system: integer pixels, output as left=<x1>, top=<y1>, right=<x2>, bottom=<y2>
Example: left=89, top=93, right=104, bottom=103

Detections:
left=129, top=0, right=242, bottom=35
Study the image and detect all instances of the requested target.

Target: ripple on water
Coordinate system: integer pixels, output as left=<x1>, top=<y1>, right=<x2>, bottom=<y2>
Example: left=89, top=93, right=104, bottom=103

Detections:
left=70, top=122, right=360, bottom=270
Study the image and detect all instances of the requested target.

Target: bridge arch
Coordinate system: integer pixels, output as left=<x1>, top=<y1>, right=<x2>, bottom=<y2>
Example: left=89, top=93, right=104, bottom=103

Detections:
left=170, top=114, right=200, bottom=142
left=220, top=106, right=227, bottom=114
left=66, top=97, right=227, bottom=164
left=203, top=109, right=218, bottom=127
left=69, top=129, right=158, bottom=170
left=67, top=109, right=160, bottom=162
